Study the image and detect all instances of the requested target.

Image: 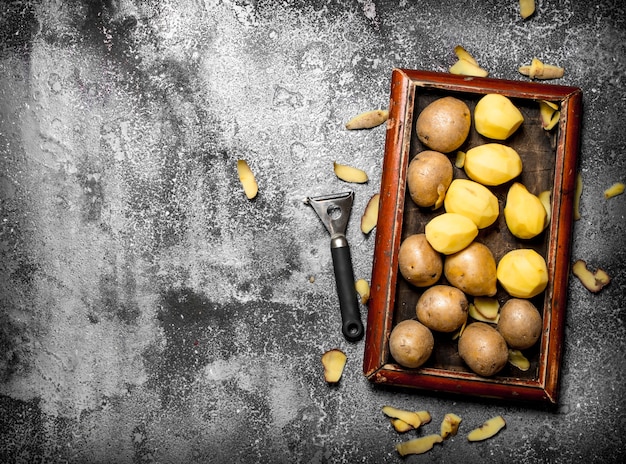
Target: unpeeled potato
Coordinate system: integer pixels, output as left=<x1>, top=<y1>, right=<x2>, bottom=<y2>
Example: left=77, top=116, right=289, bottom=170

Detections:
left=398, top=234, right=443, bottom=287
left=444, top=242, right=497, bottom=297
left=416, top=285, right=469, bottom=333
left=388, top=319, right=435, bottom=369
left=415, top=97, right=471, bottom=153
left=407, top=151, right=453, bottom=208
left=497, top=299, right=542, bottom=350
left=458, top=322, right=509, bottom=377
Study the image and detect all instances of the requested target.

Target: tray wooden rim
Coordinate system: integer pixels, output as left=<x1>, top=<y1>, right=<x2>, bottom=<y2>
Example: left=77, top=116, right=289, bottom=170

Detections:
left=363, top=69, right=582, bottom=404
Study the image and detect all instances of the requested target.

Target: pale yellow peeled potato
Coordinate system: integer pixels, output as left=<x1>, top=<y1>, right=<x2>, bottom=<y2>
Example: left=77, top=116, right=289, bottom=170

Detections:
left=474, top=94, right=524, bottom=140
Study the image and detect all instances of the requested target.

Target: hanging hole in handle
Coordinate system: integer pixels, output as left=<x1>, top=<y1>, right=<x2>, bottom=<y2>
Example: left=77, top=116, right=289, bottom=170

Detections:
left=326, top=205, right=343, bottom=220
left=344, top=322, right=363, bottom=341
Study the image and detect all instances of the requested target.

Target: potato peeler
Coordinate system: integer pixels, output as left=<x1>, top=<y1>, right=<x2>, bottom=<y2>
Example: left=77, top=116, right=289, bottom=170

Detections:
left=306, top=191, right=364, bottom=342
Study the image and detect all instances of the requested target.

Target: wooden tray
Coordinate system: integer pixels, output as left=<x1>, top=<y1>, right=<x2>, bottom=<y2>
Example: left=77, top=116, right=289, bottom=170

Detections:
left=363, top=69, right=582, bottom=404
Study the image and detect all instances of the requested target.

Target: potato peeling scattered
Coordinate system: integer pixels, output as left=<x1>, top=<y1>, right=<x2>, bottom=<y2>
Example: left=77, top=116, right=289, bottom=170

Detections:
left=572, top=259, right=611, bottom=293
left=360, top=193, right=380, bottom=234
left=396, top=434, right=443, bottom=457
left=321, top=349, right=347, bottom=384
left=381, top=406, right=422, bottom=429
left=519, top=57, right=564, bottom=80
left=573, top=172, right=583, bottom=220
left=237, top=159, right=258, bottom=199
left=355, top=279, right=370, bottom=305
left=440, top=413, right=462, bottom=439
left=539, top=100, right=560, bottom=130
left=604, top=182, right=625, bottom=199
left=467, top=415, right=506, bottom=442
left=449, top=45, right=489, bottom=77
left=333, top=161, right=369, bottom=183
left=345, top=109, right=389, bottom=130
left=519, top=0, right=536, bottom=19
left=508, top=349, right=530, bottom=371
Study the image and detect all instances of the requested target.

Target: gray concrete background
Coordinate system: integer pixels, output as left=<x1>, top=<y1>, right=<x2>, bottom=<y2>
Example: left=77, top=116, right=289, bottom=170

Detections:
left=1, top=1, right=625, bottom=463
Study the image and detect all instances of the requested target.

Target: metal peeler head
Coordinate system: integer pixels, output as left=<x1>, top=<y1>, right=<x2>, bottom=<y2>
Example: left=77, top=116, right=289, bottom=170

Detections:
left=306, top=191, right=354, bottom=237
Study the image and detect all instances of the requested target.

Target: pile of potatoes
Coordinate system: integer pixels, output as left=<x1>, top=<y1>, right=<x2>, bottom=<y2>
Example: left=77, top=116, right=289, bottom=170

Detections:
left=389, top=94, right=551, bottom=377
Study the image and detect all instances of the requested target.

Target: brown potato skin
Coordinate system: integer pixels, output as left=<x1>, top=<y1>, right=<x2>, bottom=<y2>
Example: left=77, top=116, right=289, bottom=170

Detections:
left=415, top=96, right=471, bottom=153
left=398, top=234, right=443, bottom=287
left=458, top=322, right=509, bottom=377
left=407, top=150, right=453, bottom=208
left=497, top=299, right=542, bottom=350
left=444, top=242, right=497, bottom=297
left=416, top=285, right=468, bottom=333
left=388, top=319, right=434, bottom=369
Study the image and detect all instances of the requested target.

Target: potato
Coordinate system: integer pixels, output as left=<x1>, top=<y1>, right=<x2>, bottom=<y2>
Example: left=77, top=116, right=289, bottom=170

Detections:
left=398, top=234, right=443, bottom=287
left=407, top=150, right=453, bottom=208
left=425, top=212, right=478, bottom=255
left=415, top=97, right=471, bottom=153
left=444, top=242, right=497, bottom=297
left=497, top=249, right=548, bottom=298
left=497, top=299, right=542, bottom=350
left=444, top=178, right=499, bottom=229
left=388, top=319, right=434, bottom=369
left=464, top=143, right=523, bottom=186
left=504, top=182, right=547, bottom=239
left=458, top=322, right=509, bottom=376
left=473, top=94, right=524, bottom=140
left=416, top=285, right=469, bottom=333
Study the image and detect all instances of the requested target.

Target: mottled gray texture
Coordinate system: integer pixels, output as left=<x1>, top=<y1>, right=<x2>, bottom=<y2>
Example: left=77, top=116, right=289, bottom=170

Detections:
left=1, top=0, right=625, bottom=463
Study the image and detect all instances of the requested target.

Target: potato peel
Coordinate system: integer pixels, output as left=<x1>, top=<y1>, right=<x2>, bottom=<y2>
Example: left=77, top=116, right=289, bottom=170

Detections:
left=361, top=193, right=380, bottom=234
left=519, top=0, right=536, bottom=19
left=321, top=349, right=347, bottom=384
left=333, top=161, right=369, bottom=183
left=396, top=434, right=443, bottom=457
left=467, top=415, right=506, bottom=442
left=572, top=260, right=611, bottom=293
left=381, top=406, right=422, bottom=429
left=237, top=159, right=258, bottom=199
left=355, top=279, right=370, bottom=305
left=573, top=172, right=582, bottom=220
left=508, top=349, right=530, bottom=371
left=345, top=109, right=389, bottom=130
left=604, top=182, right=625, bottom=199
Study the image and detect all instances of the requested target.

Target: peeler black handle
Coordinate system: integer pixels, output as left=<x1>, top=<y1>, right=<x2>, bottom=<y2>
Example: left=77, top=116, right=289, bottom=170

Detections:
left=330, top=235, right=364, bottom=342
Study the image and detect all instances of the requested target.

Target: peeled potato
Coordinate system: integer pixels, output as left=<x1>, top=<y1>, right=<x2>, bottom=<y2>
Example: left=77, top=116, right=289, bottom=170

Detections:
left=444, top=178, right=499, bottom=229
left=424, top=213, right=478, bottom=255
left=497, top=249, right=548, bottom=298
left=464, top=143, right=523, bottom=186
left=474, top=94, right=524, bottom=140
left=504, top=182, right=547, bottom=239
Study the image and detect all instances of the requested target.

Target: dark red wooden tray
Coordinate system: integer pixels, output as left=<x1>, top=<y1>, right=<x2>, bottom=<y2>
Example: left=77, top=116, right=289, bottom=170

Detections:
left=363, top=69, right=582, bottom=404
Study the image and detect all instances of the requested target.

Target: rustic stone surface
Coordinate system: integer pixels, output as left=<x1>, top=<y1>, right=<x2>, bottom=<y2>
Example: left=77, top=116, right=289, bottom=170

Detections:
left=1, top=1, right=625, bottom=462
